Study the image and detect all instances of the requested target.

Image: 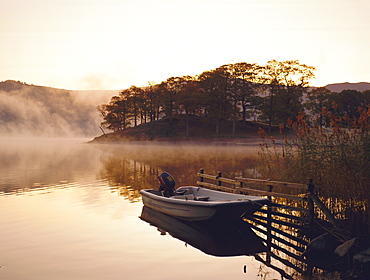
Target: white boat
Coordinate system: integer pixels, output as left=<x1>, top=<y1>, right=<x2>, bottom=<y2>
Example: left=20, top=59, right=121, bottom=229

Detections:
left=140, top=185, right=269, bottom=222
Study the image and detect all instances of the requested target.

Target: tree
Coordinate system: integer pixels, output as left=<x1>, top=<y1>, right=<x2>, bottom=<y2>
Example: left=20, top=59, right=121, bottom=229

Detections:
left=330, top=90, right=365, bottom=119
left=198, top=67, right=230, bottom=134
left=125, top=86, right=145, bottom=127
left=305, top=87, right=332, bottom=127
left=160, top=77, right=182, bottom=118
left=98, top=60, right=316, bottom=136
left=362, top=90, right=370, bottom=105
left=145, top=82, right=162, bottom=122
left=223, top=62, right=261, bottom=137
left=176, top=76, right=200, bottom=137
left=261, top=60, right=315, bottom=130
left=98, top=95, right=131, bottom=131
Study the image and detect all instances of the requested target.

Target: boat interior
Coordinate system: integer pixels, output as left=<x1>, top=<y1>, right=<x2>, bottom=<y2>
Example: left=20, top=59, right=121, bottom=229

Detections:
left=148, top=187, right=210, bottom=201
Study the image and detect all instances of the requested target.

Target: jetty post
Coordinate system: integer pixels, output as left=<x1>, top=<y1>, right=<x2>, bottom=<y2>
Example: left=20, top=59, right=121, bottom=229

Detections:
left=307, top=178, right=315, bottom=236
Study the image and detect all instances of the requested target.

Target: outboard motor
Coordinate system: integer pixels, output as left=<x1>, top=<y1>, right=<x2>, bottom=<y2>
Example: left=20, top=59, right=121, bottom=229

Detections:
left=158, top=172, right=176, bottom=197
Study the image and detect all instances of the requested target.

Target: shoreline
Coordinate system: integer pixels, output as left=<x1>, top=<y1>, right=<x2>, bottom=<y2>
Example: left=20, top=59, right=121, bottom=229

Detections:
left=88, top=135, right=288, bottom=146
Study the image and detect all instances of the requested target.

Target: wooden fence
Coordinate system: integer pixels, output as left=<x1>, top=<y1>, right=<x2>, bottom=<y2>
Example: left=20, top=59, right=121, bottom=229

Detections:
left=197, top=168, right=338, bottom=278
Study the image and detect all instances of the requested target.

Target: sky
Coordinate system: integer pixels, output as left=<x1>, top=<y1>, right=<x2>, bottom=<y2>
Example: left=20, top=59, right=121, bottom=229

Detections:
left=1, top=0, right=369, bottom=90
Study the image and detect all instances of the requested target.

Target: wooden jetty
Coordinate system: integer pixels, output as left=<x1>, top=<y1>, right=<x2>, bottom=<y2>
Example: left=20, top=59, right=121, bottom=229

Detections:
left=197, top=168, right=341, bottom=278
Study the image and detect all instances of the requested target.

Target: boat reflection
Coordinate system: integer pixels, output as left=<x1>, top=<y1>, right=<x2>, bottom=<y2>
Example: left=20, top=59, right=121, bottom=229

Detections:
left=140, top=206, right=266, bottom=257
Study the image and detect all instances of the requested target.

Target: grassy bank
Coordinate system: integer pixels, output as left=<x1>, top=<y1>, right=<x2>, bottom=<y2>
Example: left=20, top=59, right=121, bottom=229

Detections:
left=90, top=115, right=285, bottom=143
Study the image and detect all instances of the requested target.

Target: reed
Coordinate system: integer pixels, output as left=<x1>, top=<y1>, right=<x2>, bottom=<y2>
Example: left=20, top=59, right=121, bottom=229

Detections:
left=258, top=106, right=370, bottom=237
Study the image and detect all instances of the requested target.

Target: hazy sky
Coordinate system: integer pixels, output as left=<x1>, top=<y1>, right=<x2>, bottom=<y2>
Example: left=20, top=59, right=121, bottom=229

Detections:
left=1, top=0, right=369, bottom=90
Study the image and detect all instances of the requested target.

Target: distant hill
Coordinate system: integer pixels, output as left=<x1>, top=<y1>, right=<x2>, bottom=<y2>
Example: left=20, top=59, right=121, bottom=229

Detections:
left=0, top=80, right=117, bottom=137
left=324, top=82, right=370, bottom=92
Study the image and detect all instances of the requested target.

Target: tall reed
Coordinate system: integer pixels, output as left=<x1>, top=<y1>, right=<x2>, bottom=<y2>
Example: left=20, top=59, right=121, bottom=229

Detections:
left=258, top=106, right=370, bottom=237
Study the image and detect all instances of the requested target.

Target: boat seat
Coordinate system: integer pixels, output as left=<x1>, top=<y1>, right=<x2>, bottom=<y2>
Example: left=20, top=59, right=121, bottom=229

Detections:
left=194, top=196, right=210, bottom=201
left=171, top=194, right=195, bottom=200
left=174, top=189, right=188, bottom=195
left=172, top=195, right=210, bottom=201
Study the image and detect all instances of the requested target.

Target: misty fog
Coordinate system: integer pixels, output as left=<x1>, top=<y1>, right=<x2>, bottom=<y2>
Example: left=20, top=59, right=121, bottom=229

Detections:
left=0, top=138, right=102, bottom=191
left=0, top=138, right=261, bottom=195
left=0, top=80, right=116, bottom=137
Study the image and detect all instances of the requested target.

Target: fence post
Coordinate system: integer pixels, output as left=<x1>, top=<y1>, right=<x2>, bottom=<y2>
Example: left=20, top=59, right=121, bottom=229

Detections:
left=307, top=178, right=315, bottom=237
left=239, top=180, right=243, bottom=194
left=217, top=171, right=222, bottom=188
left=198, top=168, right=204, bottom=187
left=266, top=184, right=273, bottom=263
left=199, top=168, right=204, bottom=182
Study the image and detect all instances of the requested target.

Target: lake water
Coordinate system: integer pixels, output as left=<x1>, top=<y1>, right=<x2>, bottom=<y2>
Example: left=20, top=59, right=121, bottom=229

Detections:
left=0, top=138, right=287, bottom=280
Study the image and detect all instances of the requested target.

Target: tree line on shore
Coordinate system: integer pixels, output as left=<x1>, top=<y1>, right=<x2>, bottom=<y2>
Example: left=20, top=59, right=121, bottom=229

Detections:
left=98, top=60, right=370, bottom=137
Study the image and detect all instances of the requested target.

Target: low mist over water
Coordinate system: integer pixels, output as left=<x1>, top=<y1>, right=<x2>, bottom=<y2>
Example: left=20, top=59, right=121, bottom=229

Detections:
left=0, top=138, right=101, bottom=191
left=0, top=80, right=115, bottom=137
left=0, top=138, right=261, bottom=195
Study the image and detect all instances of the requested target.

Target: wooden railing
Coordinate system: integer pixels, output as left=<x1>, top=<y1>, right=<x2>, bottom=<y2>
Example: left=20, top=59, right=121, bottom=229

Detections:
left=198, top=169, right=308, bottom=198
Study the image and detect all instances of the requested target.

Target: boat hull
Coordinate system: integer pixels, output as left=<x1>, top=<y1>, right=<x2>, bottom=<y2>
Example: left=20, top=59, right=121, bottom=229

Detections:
left=140, top=186, right=269, bottom=221
left=141, top=194, right=216, bottom=221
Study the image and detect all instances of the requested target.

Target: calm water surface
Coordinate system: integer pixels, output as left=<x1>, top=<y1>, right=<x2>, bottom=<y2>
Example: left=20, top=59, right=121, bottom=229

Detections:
left=0, top=138, right=283, bottom=280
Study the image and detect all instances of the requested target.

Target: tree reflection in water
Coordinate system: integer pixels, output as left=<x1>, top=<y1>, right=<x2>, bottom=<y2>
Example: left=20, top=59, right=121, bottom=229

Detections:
left=98, top=143, right=259, bottom=202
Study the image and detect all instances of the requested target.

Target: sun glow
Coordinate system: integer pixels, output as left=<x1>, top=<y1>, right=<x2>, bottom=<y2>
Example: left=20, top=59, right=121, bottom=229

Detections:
left=1, top=0, right=369, bottom=90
